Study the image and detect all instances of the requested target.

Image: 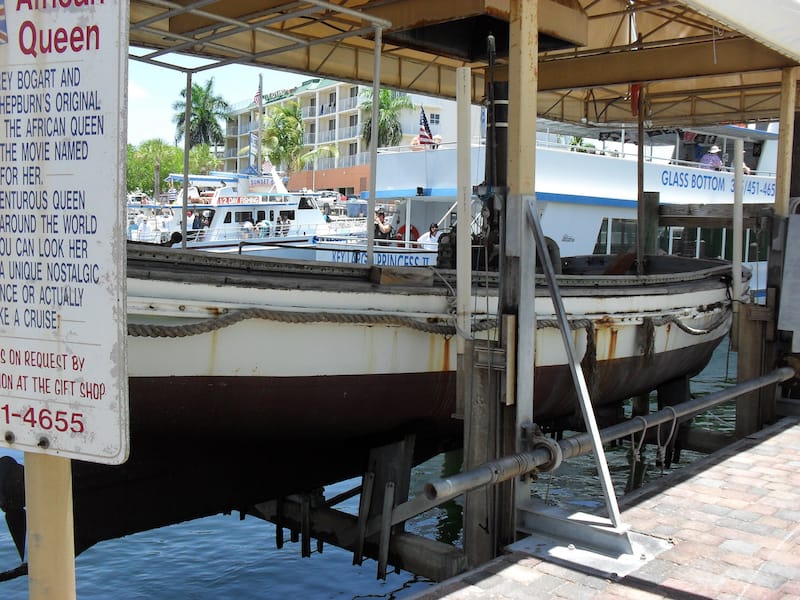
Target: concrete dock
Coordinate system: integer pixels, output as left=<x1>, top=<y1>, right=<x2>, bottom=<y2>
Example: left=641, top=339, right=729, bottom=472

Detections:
left=411, top=416, right=800, bottom=599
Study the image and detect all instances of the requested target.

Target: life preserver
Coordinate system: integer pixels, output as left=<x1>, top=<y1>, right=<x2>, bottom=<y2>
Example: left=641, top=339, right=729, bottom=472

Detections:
left=396, top=224, right=420, bottom=241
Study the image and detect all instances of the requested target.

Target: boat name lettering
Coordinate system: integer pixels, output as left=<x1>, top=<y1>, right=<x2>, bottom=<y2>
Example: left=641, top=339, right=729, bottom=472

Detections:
left=330, top=250, right=432, bottom=267
left=216, top=196, right=261, bottom=205
left=660, top=168, right=775, bottom=198
left=660, top=168, right=727, bottom=192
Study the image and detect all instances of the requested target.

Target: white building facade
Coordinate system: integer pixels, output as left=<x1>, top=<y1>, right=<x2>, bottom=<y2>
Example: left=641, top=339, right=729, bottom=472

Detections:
left=222, top=76, right=481, bottom=195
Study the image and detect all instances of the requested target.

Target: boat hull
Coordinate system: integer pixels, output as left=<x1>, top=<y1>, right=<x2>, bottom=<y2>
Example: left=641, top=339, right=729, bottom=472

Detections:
left=1, top=247, right=736, bottom=557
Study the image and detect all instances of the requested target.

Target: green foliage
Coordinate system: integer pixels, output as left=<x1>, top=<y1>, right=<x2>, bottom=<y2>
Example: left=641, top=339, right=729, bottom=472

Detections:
left=126, top=139, right=183, bottom=196
left=189, top=143, right=222, bottom=174
left=360, top=89, right=414, bottom=147
left=172, top=78, right=230, bottom=147
left=262, top=100, right=304, bottom=173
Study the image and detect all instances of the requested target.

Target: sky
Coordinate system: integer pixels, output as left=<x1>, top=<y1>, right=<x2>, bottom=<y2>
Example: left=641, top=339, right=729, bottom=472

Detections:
left=127, top=52, right=308, bottom=146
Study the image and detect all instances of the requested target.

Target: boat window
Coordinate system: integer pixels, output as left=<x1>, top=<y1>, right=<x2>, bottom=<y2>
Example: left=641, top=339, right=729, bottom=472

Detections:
left=657, top=226, right=687, bottom=256
left=609, top=219, right=637, bottom=254
left=234, top=211, right=253, bottom=224
left=593, top=218, right=608, bottom=254
left=298, top=197, right=315, bottom=210
left=593, top=218, right=638, bottom=254
left=256, top=210, right=266, bottom=222
left=224, top=212, right=232, bottom=224
left=279, top=210, right=296, bottom=220
left=269, top=210, right=275, bottom=222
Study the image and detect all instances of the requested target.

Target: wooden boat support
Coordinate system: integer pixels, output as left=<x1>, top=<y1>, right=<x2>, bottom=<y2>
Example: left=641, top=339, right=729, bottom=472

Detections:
left=252, top=435, right=468, bottom=583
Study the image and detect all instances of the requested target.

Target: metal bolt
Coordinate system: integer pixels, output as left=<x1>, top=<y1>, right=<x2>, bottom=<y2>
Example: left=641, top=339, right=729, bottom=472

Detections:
left=37, top=437, right=50, bottom=449
left=567, top=543, right=575, bottom=551
left=4, top=431, right=14, bottom=443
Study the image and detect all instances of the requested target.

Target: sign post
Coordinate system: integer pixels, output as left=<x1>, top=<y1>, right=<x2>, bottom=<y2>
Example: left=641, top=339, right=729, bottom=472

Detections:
left=0, top=2, right=130, bottom=597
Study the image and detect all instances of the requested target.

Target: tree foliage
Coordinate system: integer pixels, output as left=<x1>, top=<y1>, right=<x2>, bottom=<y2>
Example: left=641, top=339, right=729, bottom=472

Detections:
left=189, top=143, right=222, bottom=174
left=172, top=78, right=230, bottom=147
left=126, top=140, right=219, bottom=197
left=360, top=89, right=414, bottom=147
left=126, top=139, right=182, bottom=196
left=262, top=100, right=305, bottom=172
left=254, top=100, right=339, bottom=175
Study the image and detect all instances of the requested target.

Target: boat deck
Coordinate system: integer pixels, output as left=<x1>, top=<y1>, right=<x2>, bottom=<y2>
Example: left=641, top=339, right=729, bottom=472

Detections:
left=411, top=416, right=800, bottom=599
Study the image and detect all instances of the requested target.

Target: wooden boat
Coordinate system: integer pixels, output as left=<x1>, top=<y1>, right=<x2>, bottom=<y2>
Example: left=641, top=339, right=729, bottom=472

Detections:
left=0, top=243, right=737, bottom=558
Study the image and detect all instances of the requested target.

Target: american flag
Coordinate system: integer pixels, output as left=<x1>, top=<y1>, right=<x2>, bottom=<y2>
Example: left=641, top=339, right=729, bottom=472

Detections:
left=418, top=106, right=433, bottom=145
left=254, top=89, right=262, bottom=105
left=0, top=2, right=7, bottom=45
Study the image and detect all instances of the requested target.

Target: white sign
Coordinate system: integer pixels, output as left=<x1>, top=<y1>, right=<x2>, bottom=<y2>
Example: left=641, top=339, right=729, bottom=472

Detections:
left=0, top=1, right=128, bottom=463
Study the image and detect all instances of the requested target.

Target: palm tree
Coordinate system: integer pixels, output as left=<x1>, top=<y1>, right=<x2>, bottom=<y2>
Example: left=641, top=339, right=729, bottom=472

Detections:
left=189, top=143, right=223, bottom=174
left=173, top=78, right=230, bottom=148
left=239, top=100, right=338, bottom=178
left=360, top=89, right=414, bottom=147
left=262, top=100, right=305, bottom=171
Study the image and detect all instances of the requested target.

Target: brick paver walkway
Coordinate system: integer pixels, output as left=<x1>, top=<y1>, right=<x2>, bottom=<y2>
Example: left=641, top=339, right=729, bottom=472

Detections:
left=412, top=417, right=800, bottom=599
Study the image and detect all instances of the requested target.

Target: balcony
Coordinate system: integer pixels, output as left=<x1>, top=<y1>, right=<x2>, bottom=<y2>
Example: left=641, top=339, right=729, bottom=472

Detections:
left=304, top=133, right=317, bottom=144
left=317, top=130, right=336, bottom=143
left=317, top=157, right=336, bottom=170
left=301, top=106, right=317, bottom=119
left=339, top=96, right=359, bottom=111
left=338, top=152, right=368, bottom=168
left=338, top=124, right=360, bottom=139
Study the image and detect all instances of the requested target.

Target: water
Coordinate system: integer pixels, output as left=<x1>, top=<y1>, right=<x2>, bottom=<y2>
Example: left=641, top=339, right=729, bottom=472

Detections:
left=0, top=340, right=737, bottom=598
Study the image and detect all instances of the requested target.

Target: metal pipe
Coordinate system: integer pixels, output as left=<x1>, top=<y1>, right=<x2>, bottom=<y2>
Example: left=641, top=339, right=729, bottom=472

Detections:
left=525, top=198, right=622, bottom=527
left=181, top=71, right=191, bottom=249
left=425, top=366, right=795, bottom=503
left=366, top=24, right=383, bottom=265
left=732, top=138, right=744, bottom=303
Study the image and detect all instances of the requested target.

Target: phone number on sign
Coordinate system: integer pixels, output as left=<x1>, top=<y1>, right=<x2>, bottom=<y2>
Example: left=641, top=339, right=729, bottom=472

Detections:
left=1, top=405, right=84, bottom=432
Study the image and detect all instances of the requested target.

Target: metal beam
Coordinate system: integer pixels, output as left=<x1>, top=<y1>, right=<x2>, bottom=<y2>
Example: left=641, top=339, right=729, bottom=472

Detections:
left=539, top=37, right=795, bottom=91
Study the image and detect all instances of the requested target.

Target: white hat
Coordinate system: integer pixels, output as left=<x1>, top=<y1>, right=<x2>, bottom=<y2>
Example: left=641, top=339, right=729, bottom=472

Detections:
left=709, top=145, right=721, bottom=153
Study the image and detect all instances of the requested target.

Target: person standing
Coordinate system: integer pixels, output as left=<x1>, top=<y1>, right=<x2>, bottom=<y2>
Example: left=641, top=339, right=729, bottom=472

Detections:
left=699, top=145, right=724, bottom=170
left=374, top=210, right=392, bottom=240
left=417, top=222, right=441, bottom=250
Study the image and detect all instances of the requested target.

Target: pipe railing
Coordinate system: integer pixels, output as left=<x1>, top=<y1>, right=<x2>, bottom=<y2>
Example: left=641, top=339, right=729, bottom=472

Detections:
left=368, top=365, right=796, bottom=538
left=424, top=366, right=795, bottom=504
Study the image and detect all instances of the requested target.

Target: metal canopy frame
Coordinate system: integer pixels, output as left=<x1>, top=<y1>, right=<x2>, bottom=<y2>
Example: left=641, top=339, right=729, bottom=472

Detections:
left=128, top=0, right=800, bottom=129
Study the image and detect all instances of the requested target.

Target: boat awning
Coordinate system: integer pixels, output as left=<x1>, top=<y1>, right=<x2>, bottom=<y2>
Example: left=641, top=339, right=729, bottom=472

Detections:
left=537, top=119, right=780, bottom=146
left=166, top=173, right=238, bottom=186
left=680, top=0, right=800, bottom=63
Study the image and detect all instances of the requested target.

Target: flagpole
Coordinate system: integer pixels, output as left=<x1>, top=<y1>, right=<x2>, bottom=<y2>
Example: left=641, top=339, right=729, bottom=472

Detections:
left=257, top=74, right=263, bottom=175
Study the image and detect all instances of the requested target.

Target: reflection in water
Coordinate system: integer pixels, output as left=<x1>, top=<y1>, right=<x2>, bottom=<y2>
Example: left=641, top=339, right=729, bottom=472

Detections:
left=530, top=338, right=737, bottom=510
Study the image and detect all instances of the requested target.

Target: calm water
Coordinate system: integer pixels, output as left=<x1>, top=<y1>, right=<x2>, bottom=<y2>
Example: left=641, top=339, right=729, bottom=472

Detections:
left=0, top=339, right=737, bottom=598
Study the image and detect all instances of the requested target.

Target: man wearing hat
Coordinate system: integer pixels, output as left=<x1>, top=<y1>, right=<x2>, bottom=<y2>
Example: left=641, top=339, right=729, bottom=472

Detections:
left=699, top=145, right=724, bottom=170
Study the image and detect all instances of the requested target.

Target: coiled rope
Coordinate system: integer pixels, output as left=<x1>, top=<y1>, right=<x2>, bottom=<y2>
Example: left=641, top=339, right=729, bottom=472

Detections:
left=128, top=307, right=729, bottom=340
left=128, top=308, right=458, bottom=338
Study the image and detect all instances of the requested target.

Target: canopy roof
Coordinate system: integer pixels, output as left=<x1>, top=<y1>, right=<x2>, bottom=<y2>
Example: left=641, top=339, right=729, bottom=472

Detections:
left=129, top=0, right=800, bottom=129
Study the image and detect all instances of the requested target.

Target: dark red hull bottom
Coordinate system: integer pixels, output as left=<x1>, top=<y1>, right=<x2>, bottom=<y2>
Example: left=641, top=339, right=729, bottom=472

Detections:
left=61, top=337, right=721, bottom=552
